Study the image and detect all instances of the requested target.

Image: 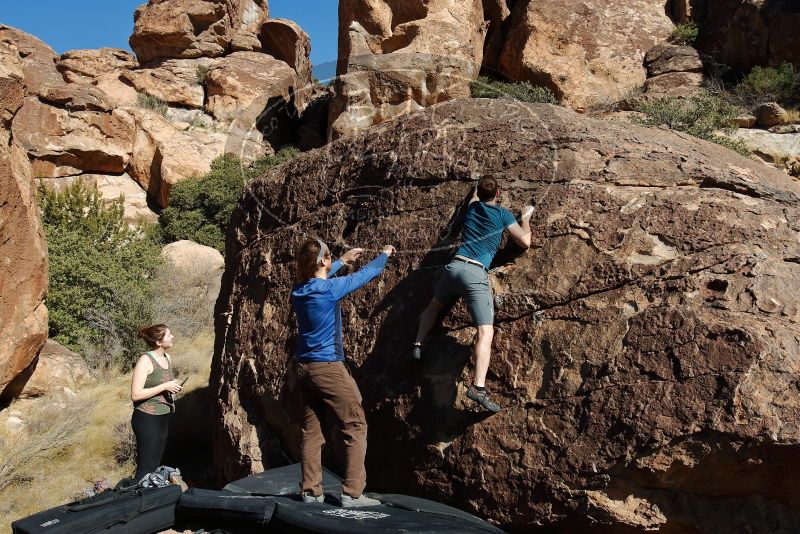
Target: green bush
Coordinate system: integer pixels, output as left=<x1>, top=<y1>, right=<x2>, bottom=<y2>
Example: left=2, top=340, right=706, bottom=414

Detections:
left=158, top=147, right=300, bottom=253
left=136, top=92, right=168, bottom=116
left=470, top=76, right=558, bottom=104
left=669, top=22, right=699, bottom=45
left=38, top=181, right=163, bottom=369
left=195, top=65, right=210, bottom=85
left=734, top=63, right=798, bottom=106
left=634, top=92, right=751, bottom=156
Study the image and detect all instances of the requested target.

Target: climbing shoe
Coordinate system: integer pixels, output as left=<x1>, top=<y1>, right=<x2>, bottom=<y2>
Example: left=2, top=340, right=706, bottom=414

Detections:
left=411, top=343, right=423, bottom=361
left=341, top=493, right=381, bottom=507
left=302, top=491, right=324, bottom=503
left=466, top=385, right=501, bottom=413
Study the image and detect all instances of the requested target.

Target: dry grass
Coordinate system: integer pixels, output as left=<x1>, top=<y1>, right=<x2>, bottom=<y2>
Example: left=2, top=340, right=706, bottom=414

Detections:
left=787, top=108, right=800, bottom=124
left=0, top=330, right=215, bottom=531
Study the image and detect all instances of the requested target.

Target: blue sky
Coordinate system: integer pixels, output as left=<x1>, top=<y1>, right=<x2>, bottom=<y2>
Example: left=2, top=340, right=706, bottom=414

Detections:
left=1, top=0, right=338, bottom=79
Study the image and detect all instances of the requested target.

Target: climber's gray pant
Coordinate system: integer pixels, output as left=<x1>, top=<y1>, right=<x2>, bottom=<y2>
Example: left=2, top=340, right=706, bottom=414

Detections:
left=433, top=260, right=494, bottom=326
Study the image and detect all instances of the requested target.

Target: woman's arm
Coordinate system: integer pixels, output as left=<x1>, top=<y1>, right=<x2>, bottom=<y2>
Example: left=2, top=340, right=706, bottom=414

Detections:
left=326, top=246, right=393, bottom=300
left=131, top=355, right=165, bottom=402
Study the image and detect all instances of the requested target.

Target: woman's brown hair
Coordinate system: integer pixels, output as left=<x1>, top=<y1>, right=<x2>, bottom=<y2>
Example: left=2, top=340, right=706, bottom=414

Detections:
left=295, top=239, right=329, bottom=284
left=137, top=324, right=169, bottom=348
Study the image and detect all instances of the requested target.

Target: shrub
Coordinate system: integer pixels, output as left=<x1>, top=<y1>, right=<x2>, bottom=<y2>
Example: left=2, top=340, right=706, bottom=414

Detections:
left=159, top=147, right=300, bottom=253
left=470, top=76, right=558, bottom=104
left=195, top=65, right=210, bottom=85
left=669, top=22, right=699, bottom=45
left=734, top=63, right=798, bottom=106
left=136, top=91, right=168, bottom=116
left=38, top=181, right=163, bottom=369
left=634, top=92, right=751, bottom=156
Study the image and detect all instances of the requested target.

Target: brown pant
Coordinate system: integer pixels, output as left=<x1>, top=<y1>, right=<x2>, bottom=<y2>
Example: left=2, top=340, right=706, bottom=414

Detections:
left=295, top=360, right=367, bottom=498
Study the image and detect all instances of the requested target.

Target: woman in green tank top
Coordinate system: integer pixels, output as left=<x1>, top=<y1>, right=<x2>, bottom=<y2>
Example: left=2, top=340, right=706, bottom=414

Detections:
left=130, top=324, right=182, bottom=480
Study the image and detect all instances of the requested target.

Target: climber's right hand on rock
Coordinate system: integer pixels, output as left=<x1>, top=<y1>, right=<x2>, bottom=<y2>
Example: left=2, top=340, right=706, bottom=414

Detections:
left=521, top=205, right=535, bottom=220
left=382, top=245, right=396, bottom=257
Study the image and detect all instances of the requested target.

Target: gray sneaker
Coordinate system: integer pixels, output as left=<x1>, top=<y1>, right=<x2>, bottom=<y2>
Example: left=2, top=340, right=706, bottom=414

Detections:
left=411, top=343, right=423, bottom=360
left=341, top=493, right=381, bottom=507
left=302, top=492, right=324, bottom=503
left=466, top=385, right=501, bottom=413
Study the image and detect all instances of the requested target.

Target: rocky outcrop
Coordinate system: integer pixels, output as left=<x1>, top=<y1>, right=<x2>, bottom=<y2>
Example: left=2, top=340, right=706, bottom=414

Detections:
left=19, top=340, right=93, bottom=399
left=643, top=44, right=704, bottom=97
left=57, top=48, right=139, bottom=83
left=258, top=19, right=313, bottom=110
left=204, top=51, right=294, bottom=122
left=0, top=48, right=47, bottom=402
left=123, top=107, right=217, bottom=208
left=496, top=0, right=673, bottom=111
left=129, top=0, right=269, bottom=65
left=328, top=0, right=486, bottom=140
left=0, top=25, right=63, bottom=97
left=212, top=98, right=800, bottom=532
left=120, top=58, right=214, bottom=109
left=676, top=0, right=800, bottom=72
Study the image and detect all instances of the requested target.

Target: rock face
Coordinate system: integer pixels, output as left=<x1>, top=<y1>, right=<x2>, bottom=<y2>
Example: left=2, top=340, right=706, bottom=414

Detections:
left=682, top=0, right=800, bottom=72
left=129, top=0, right=269, bottom=65
left=19, top=340, right=93, bottom=399
left=212, top=98, right=800, bottom=532
left=496, top=0, right=673, bottom=111
left=161, top=239, right=224, bottom=273
left=0, top=47, right=48, bottom=402
left=258, top=19, right=313, bottom=110
left=328, top=0, right=486, bottom=140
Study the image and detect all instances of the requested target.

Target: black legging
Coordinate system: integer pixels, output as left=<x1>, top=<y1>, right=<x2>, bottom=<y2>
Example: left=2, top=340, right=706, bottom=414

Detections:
left=131, top=410, right=170, bottom=480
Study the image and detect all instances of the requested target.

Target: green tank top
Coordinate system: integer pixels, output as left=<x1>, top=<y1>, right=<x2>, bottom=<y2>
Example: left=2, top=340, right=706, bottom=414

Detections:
left=133, top=351, right=175, bottom=416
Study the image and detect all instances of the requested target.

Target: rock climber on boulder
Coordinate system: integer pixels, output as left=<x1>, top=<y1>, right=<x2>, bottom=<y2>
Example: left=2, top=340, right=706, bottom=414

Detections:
left=413, top=177, right=534, bottom=412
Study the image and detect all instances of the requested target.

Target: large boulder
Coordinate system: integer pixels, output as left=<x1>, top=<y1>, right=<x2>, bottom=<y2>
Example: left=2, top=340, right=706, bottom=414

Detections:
left=161, top=239, right=224, bottom=273
left=496, top=0, right=673, bottom=111
left=11, top=96, right=135, bottom=178
left=129, top=0, right=269, bottom=65
left=683, top=0, right=800, bottom=72
left=120, top=58, right=214, bottom=109
left=57, top=48, right=139, bottom=83
left=258, top=19, right=313, bottom=110
left=328, top=0, right=486, bottom=140
left=0, top=25, right=63, bottom=97
left=212, top=98, right=800, bottom=532
left=18, top=340, right=93, bottom=399
left=204, top=51, right=295, bottom=122
left=123, top=107, right=218, bottom=207
left=0, top=100, right=48, bottom=403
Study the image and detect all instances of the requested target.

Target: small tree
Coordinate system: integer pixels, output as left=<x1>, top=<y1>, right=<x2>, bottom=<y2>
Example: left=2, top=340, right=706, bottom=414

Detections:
left=470, top=76, right=558, bottom=104
left=38, top=181, right=162, bottom=369
left=159, top=147, right=300, bottom=253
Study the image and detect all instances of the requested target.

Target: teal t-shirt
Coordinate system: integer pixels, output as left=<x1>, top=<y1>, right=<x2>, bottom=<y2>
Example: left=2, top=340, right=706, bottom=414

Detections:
left=454, top=202, right=518, bottom=269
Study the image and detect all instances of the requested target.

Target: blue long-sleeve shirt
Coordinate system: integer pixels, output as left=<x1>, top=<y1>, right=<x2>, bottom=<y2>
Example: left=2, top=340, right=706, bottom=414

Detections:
left=291, top=253, right=388, bottom=362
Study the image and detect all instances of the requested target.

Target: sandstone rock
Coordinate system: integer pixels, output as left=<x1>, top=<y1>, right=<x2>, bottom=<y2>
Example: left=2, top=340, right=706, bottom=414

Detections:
left=161, top=240, right=224, bottom=273
left=643, top=71, right=704, bottom=96
left=770, top=124, right=800, bottom=134
left=729, top=114, right=757, bottom=129
left=481, top=0, right=512, bottom=73
left=19, top=340, right=93, bottom=399
left=756, top=102, right=789, bottom=129
left=12, top=97, right=135, bottom=177
left=38, top=83, right=112, bottom=112
left=212, top=98, right=800, bottom=532
left=0, top=25, right=63, bottom=98
left=329, top=0, right=486, bottom=140
left=0, top=137, right=47, bottom=402
left=229, top=31, right=262, bottom=52
left=645, top=44, right=703, bottom=77
left=497, top=0, right=673, bottom=111
left=129, top=0, right=269, bottom=64
left=728, top=129, right=800, bottom=164
left=42, top=173, right=158, bottom=225
left=692, top=0, right=800, bottom=72
left=204, top=51, right=294, bottom=124
left=0, top=37, right=25, bottom=130
left=258, top=19, right=313, bottom=108
left=121, top=58, right=215, bottom=109
left=123, top=107, right=218, bottom=207
left=57, top=48, right=138, bottom=83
